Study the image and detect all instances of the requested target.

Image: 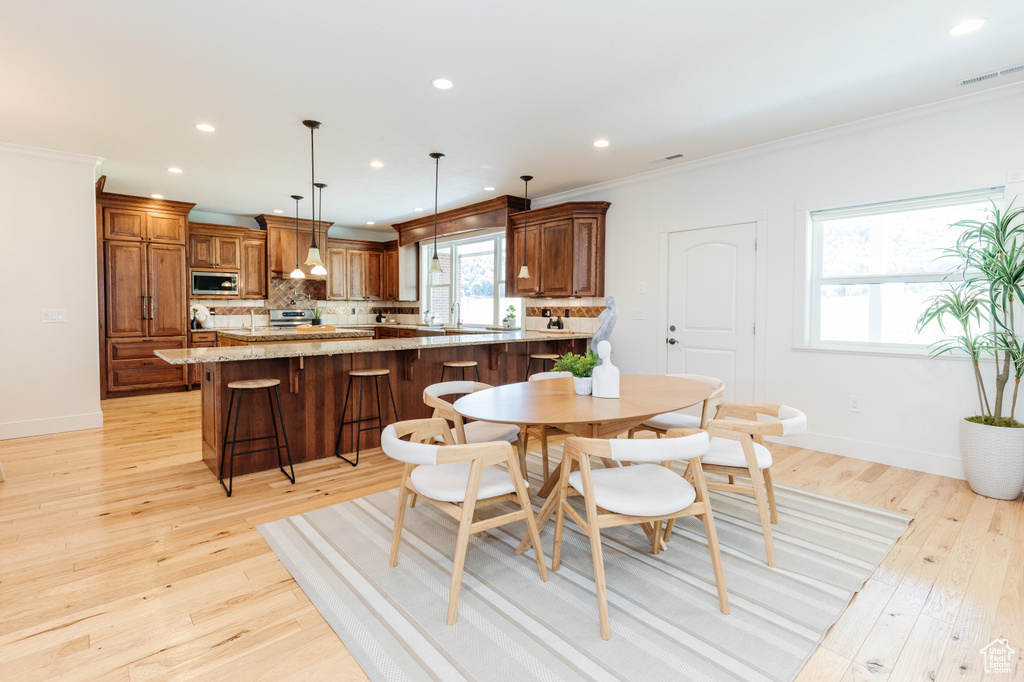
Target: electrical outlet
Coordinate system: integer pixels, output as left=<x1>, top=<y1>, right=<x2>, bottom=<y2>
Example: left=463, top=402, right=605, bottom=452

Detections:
left=631, top=309, right=645, bottom=320
left=564, top=309, right=571, bottom=318
left=849, top=395, right=861, bottom=412
left=541, top=308, right=552, bottom=318
left=638, top=281, right=647, bottom=294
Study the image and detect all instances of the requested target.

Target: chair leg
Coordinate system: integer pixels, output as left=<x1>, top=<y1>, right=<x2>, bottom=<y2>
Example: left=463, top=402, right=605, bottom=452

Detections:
left=335, top=374, right=354, bottom=459
left=627, top=427, right=637, bottom=439
left=385, top=373, right=398, bottom=425
left=662, top=518, right=676, bottom=544
left=409, top=493, right=418, bottom=508
left=690, top=460, right=729, bottom=614
left=473, top=364, right=481, bottom=382
left=540, top=426, right=550, bottom=480
left=390, top=466, right=413, bottom=567
left=447, top=459, right=484, bottom=626
left=578, top=459, right=611, bottom=640
left=728, top=474, right=735, bottom=485
left=650, top=519, right=663, bottom=555
left=507, top=450, right=548, bottom=582
left=750, top=466, right=776, bottom=567
left=441, top=364, right=449, bottom=383
left=763, top=466, right=778, bottom=524
left=272, top=386, right=295, bottom=483
left=551, top=454, right=575, bottom=571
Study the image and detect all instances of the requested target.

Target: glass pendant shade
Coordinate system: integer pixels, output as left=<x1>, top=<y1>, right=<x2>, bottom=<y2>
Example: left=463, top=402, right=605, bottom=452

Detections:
left=428, top=250, right=443, bottom=274
left=517, top=262, right=530, bottom=279
left=304, top=246, right=325, bottom=270
left=290, top=266, right=305, bottom=279
left=517, top=174, right=533, bottom=279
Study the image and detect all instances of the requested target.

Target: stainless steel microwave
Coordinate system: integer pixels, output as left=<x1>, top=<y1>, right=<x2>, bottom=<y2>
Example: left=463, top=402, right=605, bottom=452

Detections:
left=191, top=271, right=239, bottom=297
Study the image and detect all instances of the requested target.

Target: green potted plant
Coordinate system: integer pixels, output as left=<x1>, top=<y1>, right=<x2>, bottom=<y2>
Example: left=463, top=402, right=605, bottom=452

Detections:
left=917, top=198, right=1024, bottom=499
left=553, top=349, right=599, bottom=396
left=503, top=304, right=517, bottom=329
left=311, top=303, right=327, bottom=325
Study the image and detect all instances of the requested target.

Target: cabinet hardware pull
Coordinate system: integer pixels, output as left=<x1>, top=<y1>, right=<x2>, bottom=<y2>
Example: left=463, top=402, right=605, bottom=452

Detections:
left=150, top=296, right=155, bottom=321
left=141, top=296, right=147, bottom=320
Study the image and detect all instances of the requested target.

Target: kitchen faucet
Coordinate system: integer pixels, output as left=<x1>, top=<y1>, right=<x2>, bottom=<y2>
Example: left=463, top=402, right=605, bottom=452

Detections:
left=451, top=300, right=461, bottom=327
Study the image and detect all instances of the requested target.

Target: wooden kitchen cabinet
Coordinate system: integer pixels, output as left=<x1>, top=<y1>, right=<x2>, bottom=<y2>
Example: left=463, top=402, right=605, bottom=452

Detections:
left=188, top=331, right=217, bottom=386
left=188, top=232, right=239, bottom=269
left=364, top=250, right=382, bottom=300
left=326, top=246, right=348, bottom=300
left=344, top=247, right=384, bottom=301
left=240, top=237, right=267, bottom=299
left=382, top=241, right=399, bottom=301
left=97, top=191, right=195, bottom=398
left=506, top=201, right=610, bottom=298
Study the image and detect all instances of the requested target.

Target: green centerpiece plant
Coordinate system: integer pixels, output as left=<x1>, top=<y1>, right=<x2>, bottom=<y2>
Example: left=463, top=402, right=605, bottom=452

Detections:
left=917, top=198, right=1024, bottom=498
left=554, top=349, right=599, bottom=395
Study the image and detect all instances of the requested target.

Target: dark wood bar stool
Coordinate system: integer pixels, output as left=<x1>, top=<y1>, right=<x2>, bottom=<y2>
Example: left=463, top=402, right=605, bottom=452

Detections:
left=219, top=378, right=295, bottom=497
left=335, top=368, right=398, bottom=467
left=525, top=353, right=559, bottom=380
left=441, top=360, right=481, bottom=382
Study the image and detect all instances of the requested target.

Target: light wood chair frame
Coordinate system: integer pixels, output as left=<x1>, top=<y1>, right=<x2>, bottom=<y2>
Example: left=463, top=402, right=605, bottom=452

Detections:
left=387, top=418, right=548, bottom=626
left=551, top=429, right=729, bottom=639
left=423, top=381, right=525, bottom=471
left=680, top=401, right=786, bottom=567
left=627, top=375, right=725, bottom=438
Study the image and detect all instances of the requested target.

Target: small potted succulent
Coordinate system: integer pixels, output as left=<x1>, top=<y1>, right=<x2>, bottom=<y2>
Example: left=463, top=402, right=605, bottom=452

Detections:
left=554, top=349, right=599, bottom=396
left=311, top=303, right=327, bottom=325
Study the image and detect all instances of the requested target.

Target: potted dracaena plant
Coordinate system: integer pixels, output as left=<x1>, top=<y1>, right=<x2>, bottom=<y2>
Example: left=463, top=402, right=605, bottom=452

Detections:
left=553, top=348, right=599, bottom=396
left=917, top=198, right=1024, bottom=499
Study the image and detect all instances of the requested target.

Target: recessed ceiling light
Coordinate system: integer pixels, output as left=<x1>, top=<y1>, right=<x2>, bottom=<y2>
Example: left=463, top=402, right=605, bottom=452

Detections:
left=273, top=209, right=284, bottom=214
left=414, top=207, right=424, bottom=212
left=370, top=161, right=384, bottom=168
left=483, top=186, right=496, bottom=191
left=948, top=18, right=985, bottom=35
left=150, top=194, right=164, bottom=199
left=167, top=167, right=183, bottom=173
left=195, top=123, right=215, bottom=132
left=593, top=139, right=610, bottom=148
left=366, top=221, right=375, bottom=225
left=431, top=78, right=453, bottom=90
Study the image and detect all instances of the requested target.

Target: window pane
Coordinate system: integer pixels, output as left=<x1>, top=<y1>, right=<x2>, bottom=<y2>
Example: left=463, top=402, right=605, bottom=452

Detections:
left=819, top=284, right=869, bottom=342
left=456, top=240, right=495, bottom=325
left=429, top=287, right=449, bottom=324
left=819, top=200, right=991, bottom=277
left=499, top=282, right=519, bottom=328
left=880, top=282, right=944, bottom=345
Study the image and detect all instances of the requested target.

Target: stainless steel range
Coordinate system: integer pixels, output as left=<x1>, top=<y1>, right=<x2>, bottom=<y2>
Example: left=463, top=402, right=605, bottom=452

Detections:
left=270, top=308, right=314, bottom=328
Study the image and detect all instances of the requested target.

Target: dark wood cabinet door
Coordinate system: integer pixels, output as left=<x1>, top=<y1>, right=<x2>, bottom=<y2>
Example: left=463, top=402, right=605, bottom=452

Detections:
left=326, top=247, right=348, bottom=300
left=147, top=244, right=187, bottom=336
left=269, top=227, right=298, bottom=277
left=364, top=251, right=383, bottom=300
left=347, top=251, right=366, bottom=300
left=105, top=241, right=147, bottom=337
left=383, top=248, right=399, bottom=301
left=240, top=239, right=266, bottom=299
left=508, top=226, right=540, bottom=297
left=189, top=233, right=216, bottom=268
left=106, top=337, right=187, bottom=391
left=572, top=217, right=603, bottom=297
left=146, top=212, right=186, bottom=244
left=539, top=220, right=573, bottom=296
left=104, top=208, right=145, bottom=241
left=216, top=237, right=240, bottom=269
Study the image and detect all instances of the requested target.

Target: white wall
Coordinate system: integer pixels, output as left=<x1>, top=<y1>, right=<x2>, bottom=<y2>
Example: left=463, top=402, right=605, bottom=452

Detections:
left=539, top=84, right=1024, bottom=479
left=0, top=143, right=104, bottom=439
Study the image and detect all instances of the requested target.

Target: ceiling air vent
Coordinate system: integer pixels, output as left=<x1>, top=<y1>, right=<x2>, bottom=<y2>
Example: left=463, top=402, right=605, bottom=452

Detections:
left=649, top=153, right=685, bottom=164
left=958, top=63, right=1024, bottom=86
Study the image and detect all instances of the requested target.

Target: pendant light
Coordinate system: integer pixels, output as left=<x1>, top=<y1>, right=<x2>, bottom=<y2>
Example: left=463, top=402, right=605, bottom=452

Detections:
left=290, top=194, right=305, bottom=279
left=302, top=120, right=326, bottom=274
left=428, top=152, right=445, bottom=275
left=517, top=175, right=533, bottom=279
left=310, top=182, right=328, bottom=276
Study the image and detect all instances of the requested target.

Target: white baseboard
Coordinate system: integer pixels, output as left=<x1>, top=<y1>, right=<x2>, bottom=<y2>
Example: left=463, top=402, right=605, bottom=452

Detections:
left=774, top=431, right=965, bottom=481
left=0, top=411, right=104, bottom=441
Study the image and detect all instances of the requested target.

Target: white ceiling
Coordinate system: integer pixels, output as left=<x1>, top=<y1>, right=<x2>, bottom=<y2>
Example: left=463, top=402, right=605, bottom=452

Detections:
left=2, top=0, right=1022, bottom=233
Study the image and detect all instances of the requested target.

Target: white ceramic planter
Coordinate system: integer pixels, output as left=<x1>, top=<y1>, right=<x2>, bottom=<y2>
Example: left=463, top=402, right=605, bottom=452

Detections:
left=574, top=377, right=593, bottom=396
left=959, top=418, right=1024, bottom=500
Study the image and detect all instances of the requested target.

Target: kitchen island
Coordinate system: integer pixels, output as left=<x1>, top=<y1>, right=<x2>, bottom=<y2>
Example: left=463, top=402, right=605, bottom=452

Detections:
left=157, top=331, right=590, bottom=478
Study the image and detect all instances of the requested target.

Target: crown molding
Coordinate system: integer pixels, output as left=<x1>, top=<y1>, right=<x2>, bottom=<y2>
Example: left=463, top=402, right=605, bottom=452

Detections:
left=0, top=141, right=103, bottom=169
left=536, top=80, right=1024, bottom=206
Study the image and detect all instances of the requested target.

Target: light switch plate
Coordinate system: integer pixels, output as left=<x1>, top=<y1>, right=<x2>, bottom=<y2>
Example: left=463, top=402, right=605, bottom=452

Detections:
left=41, top=309, right=66, bottom=323
left=631, top=309, right=645, bottom=320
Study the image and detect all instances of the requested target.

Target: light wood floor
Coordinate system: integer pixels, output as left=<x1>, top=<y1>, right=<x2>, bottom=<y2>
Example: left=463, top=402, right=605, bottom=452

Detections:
left=0, top=392, right=1020, bottom=681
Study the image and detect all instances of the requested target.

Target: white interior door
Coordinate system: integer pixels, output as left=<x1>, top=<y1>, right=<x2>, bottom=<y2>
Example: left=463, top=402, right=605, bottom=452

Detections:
left=666, top=223, right=756, bottom=401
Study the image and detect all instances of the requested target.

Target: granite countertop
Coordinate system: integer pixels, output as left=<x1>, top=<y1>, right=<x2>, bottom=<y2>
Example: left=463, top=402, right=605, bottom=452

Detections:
left=157, top=330, right=588, bottom=365
left=216, top=327, right=375, bottom=342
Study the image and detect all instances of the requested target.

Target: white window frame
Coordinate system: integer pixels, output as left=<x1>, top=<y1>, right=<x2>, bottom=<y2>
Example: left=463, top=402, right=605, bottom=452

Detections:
left=420, top=229, right=517, bottom=328
left=807, top=187, right=1003, bottom=354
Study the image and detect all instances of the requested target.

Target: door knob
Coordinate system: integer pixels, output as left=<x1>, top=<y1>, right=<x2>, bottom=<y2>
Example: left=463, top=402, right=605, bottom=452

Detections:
left=667, top=338, right=678, bottom=345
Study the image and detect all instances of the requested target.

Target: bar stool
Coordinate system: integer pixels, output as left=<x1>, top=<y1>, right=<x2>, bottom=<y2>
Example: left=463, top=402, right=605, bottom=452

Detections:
left=219, top=378, right=295, bottom=497
left=441, top=360, right=481, bottom=382
left=335, top=368, right=398, bottom=467
left=525, top=353, right=559, bottom=380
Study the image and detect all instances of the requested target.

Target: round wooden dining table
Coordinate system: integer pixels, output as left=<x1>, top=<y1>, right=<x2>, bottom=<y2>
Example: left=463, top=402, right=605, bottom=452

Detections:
left=454, top=374, right=713, bottom=496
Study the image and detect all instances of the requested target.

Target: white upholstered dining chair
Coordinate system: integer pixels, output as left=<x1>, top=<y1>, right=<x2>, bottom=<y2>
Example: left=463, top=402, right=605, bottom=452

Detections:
left=628, top=373, right=725, bottom=437
left=522, top=370, right=573, bottom=479
left=382, top=418, right=548, bottom=625
left=551, top=430, right=729, bottom=640
left=671, top=402, right=807, bottom=567
left=423, top=381, right=521, bottom=446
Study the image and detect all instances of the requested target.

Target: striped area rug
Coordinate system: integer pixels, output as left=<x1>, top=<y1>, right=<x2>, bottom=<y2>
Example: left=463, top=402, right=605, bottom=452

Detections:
left=258, top=453, right=911, bottom=682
